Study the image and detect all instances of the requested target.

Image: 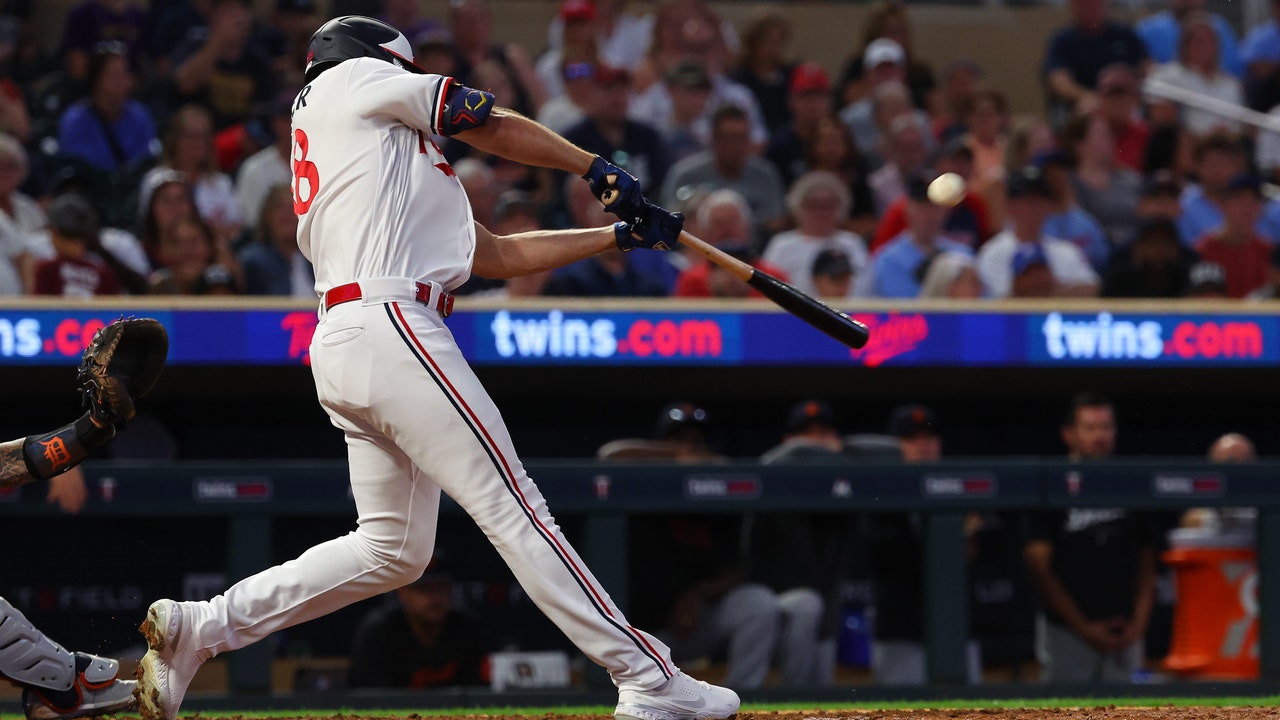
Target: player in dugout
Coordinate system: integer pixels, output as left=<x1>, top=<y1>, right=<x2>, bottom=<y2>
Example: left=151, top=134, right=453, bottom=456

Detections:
left=0, top=318, right=167, bottom=719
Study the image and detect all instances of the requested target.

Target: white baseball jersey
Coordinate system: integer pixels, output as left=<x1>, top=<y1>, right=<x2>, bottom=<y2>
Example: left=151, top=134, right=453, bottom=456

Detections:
left=291, top=58, right=475, bottom=295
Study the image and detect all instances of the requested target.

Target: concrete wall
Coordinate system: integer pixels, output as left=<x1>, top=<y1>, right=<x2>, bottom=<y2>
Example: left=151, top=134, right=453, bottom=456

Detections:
left=26, top=1, right=1149, bottom=115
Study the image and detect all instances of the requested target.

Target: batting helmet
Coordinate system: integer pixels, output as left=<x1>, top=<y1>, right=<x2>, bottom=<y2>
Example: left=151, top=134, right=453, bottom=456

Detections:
left=304, top=16, right=425, bottom=82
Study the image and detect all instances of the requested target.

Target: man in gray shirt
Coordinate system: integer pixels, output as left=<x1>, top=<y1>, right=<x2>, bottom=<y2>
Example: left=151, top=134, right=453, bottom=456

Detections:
left=660, top=105, right=787, bottom=246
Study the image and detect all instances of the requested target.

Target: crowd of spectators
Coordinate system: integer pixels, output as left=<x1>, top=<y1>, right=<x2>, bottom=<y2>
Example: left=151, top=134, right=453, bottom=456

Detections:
left=4, top=0, right=1280, bottom=299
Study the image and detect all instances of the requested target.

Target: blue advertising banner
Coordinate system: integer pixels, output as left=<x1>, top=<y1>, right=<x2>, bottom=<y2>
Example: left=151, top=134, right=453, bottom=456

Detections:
left=0, top=305, right=1274, bottom=368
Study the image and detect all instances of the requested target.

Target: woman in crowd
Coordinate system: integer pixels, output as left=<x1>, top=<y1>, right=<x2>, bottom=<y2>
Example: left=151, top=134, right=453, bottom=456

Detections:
left=1066, top=113, right=1143, bottom=250
left=917, top=251, right=984, bottom=299
left=236, top=184, right=312, bottom=297
left=1147, top=13, right=1244, bottom=137
left=802, top=116, right=877, bottom=238
left=148, top=214, right=238, bottom=295
left=837, top=0, right=934, bottom=109
left=142, top=104, right=243, bottom=246
left=137, top=168, right=197, bottom=265
left=762, top=170, right=869, bottom=298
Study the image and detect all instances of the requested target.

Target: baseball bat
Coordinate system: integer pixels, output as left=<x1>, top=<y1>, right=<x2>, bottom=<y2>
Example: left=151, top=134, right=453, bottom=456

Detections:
left=679, top=231, right=871, bottom=349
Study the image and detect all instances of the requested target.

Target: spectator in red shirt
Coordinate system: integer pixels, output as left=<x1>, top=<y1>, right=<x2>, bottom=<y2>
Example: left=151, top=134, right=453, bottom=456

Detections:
left=1194, top=174, right=1272, bottom=297
left=31, top=194, right=120, bottom=297
left=1094, top=64, right=1149, bottom=173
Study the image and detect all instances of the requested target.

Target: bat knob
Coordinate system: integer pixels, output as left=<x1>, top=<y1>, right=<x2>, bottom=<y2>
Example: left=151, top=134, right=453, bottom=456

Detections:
left=601, top=188, right=617, bottom=207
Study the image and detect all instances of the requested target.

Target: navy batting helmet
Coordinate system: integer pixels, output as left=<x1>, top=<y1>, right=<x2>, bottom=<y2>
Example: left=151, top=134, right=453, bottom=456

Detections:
left=304, top=16, right=425, bottom=82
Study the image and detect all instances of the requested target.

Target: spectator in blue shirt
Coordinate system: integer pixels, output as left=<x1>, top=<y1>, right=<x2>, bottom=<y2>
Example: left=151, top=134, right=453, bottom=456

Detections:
left=57, top=42, right=157, bottom=173
left=1036, top=151, right=1111, bottom=272
left=1179, top=131, right=1280, bottom=245
left=236, top=184, right=313, bottom=297
left=1042, top=0, right=1148, bottom=126
left=1136, top=0, right=1241, bottom=77
left=859, top=172, right=972, bottom=298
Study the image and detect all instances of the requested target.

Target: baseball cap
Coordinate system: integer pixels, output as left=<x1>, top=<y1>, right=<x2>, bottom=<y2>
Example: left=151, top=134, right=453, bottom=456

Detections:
left=48, top=193, right=98, bottom=241
left=665, top=60, right=711, bottom=90
left=863, top=38, right=905, bottom=68
left=1012, top=243, right=1050, bottom=276
left=887, top=404, right=939, bottom=439
left=1187, top=261, right=1228, bottom=294
left=1006, top=165, right=1052, bottom=199
left=789, top=62, right=831, bottom=95
left=655, top=402, right=709, bottom=440
left=785, top=400, right=837, bottom=434
left=811, top=248, right=854, bottom=278
left=559, top=0, right=596, bottom=22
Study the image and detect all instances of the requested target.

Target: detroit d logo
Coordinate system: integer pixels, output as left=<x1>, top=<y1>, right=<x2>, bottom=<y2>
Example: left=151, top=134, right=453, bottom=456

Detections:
left=40, top=437, right=72, bottom=470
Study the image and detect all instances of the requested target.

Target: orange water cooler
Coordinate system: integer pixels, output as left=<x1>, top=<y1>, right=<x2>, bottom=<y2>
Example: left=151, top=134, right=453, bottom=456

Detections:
left=1161, top=528, right=1258, bottom=680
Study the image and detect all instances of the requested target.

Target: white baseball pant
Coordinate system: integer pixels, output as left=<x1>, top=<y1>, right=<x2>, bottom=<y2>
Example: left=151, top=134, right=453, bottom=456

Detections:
left=179, top=288, right=676, bottom=691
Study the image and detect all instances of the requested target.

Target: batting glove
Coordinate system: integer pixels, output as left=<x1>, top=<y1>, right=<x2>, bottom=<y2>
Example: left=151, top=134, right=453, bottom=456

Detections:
left=583, top=155, right=645, bottom=221
left=614, top=203, right=683, bottom=252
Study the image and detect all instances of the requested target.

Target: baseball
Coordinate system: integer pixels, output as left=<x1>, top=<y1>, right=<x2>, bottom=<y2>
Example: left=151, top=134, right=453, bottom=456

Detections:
left=927, top=172, right=966, bottom=207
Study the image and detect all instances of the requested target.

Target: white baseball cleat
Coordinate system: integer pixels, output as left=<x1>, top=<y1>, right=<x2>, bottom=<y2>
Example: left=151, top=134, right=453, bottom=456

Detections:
left=134, top=600, right=206, bottom=720
left=615, top=671, right=740, bottom=720
left=21, top=653, right=138, bottom=720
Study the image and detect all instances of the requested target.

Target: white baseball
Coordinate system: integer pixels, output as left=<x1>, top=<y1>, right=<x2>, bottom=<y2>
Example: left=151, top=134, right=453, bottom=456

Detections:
left=927, top=172, right=966, bottom=207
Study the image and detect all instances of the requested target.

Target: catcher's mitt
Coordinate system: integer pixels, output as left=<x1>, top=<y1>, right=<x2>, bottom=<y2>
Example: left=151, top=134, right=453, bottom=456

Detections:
left=77, top=318, right=169, bottom=429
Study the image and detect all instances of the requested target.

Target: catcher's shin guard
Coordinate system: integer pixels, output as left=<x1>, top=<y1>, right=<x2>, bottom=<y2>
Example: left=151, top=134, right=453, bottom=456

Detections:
left=21, top=413, right=114, bottom=480
left=0, top=597, right=75, bottom=691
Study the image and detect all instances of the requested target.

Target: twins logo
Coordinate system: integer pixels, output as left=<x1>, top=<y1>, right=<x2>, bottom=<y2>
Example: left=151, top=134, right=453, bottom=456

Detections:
left=848, top=313, right=929, bottom=366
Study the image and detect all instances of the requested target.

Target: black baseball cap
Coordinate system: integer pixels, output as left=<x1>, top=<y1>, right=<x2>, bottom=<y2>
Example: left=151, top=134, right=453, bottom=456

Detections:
left=655, top=402, right=709, bottom=440
left=812, top=248, right=854, bottom=278
left=48, top=193, right=98, bottom=241
left=785, top=400, right=836, bottom=434
left=887, top=404, right=939, bottom=438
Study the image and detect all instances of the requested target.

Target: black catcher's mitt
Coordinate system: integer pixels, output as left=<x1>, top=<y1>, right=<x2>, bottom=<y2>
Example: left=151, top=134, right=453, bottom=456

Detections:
left=77, top=318, right=169, bottom=428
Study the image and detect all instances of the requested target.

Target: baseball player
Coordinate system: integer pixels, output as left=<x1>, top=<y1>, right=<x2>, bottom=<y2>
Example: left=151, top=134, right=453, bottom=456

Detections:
left=134, top=16, right=738, bottom=720
left=0, top=318, right=168, bottom=720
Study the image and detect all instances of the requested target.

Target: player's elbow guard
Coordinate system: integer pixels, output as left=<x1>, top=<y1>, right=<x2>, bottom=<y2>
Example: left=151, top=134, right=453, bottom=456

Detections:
left=438, top=82, right=495, bottom=136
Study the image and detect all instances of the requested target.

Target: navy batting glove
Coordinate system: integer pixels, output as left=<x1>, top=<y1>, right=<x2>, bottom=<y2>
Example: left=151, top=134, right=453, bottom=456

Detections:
left=583, top=155, right=644, bottom=220
left=614, top=205, right=684, bottom=252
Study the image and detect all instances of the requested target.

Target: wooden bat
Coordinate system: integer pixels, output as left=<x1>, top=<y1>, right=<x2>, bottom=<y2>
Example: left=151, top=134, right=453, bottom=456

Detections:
left=680, top=231, right=870, bottom=349
left=598, top=183, right=870, bottom=349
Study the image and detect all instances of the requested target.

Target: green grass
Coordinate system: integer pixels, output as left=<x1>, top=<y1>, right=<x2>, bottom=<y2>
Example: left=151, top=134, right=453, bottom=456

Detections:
left=2, top=696, right=1278, bottom=719
left=38, top=696, right=1280, bottom=716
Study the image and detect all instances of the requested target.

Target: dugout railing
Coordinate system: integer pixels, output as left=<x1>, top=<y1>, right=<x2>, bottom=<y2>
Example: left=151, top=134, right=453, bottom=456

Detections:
left=2, top=458, right=1278, bottom=698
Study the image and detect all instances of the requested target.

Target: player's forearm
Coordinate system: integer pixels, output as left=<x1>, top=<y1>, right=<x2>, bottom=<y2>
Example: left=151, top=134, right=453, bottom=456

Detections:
left=0, top=438, right=33, bottom=487
left=458, top=108, right=594, bottom=176
left=472, top=223, right=615, bottom=279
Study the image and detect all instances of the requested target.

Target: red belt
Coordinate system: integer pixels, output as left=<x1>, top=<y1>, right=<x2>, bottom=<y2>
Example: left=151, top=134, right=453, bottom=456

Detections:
left=322, top=281, right=454, bottom=317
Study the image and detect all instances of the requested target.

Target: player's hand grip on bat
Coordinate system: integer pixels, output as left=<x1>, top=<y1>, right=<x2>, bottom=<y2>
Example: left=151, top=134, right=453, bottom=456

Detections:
left=614, top=203, right=684, bottom=252
left=583, top=155, right=644, bottom=220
